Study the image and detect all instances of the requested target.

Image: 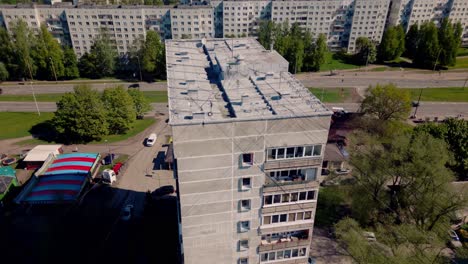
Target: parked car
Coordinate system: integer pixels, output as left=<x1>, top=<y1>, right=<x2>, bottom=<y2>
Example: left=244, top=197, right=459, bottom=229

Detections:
left=146, top=133, right=157, bottom=147
left=101, top=154, right=115, bottom=165
left=335, top=168, right=351, bottom=175
left=112, top=162, right=123, bottom=175
left=2, top=157, right=17, bottom=166
left=121, top=204, right=134, bottom=221
left=153, top=185, right=175, bottom=197
left=128, top=83, right=140, bottom=89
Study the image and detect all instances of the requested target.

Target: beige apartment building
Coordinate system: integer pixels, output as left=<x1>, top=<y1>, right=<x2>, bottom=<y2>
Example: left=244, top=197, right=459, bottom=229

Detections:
left=170, top=5, right=214, bottom=39
left=450, top=0, right=468, bottom=45
left=218, top=0, right=271, bottom=37
left=167, top=38, right=331, bottom=264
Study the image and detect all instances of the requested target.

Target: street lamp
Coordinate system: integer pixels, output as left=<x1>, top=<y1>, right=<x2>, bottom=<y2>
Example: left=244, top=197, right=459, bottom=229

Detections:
left=411, top=88, right=423, bottom=119
left=26, top=61, right=41, bottom=116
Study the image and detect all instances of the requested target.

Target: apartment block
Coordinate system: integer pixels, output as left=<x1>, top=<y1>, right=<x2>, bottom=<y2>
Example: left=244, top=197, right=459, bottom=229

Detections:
left=171, top=5, right=214, bottom=39
left=271, top=0, right=354, bottom=51
left=347, top=0, right=390, bottom=52
left=220, top=0, right=271, bottom=37
left=450, top=0, right=468, bottom=45
left=166, top=38, right=332, bottom=264
left=0, top=3, right=71, bottom=45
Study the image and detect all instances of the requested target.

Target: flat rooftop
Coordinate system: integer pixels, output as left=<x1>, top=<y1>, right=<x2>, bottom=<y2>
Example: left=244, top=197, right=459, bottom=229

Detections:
left=166, top=38, right=331, bottom=125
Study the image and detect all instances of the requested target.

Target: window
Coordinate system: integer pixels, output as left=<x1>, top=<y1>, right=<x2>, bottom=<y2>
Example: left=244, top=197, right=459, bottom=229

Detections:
left=299, top=192, right=307, bottom=200
left=239, top=221, right=250, bottom=232
left=240, top=199, right=251, bottom=211
left=239, top=240, right=249, bottom=251
left=267, top=145, right=322, bottom=160
left=239, top=258, right=248, bottom=264
left=307, top=191, right=315, bottom=200
left=241, top=177, right=251, bottom=190
left=242, top=153, right=253, bottom=167
left=263, top=215, right=271, bottom=224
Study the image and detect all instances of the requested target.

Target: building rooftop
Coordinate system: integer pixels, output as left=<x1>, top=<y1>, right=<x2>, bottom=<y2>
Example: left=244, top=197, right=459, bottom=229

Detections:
left=166, top=38, right=331, bottom=125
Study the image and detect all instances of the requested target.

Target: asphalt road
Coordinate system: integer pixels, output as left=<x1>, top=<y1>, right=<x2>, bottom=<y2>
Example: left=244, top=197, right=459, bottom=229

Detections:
left=1, top=70, right=468, bottom=95
left=2, top=101, right=466, bottom=119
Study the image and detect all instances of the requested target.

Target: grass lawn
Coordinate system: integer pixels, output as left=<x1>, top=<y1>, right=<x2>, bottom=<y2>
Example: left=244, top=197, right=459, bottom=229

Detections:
left=0, top=91, right=168, bottom=103
left=142, top=91, right=168, bottom=103
left=0, top=94, right=64, bottom=102
left=401, top=87, right=468, bottom=102
left=320, top=52, right=360, bottom=72
left=309, top=87, right=352, bottom=103
left=0, top=112, right=54, bottom=140
left=91, top=118, right=156, bottom=144
left=458, top=47, right=468, bottom=57
left=452, top=57, right=468, bottom=69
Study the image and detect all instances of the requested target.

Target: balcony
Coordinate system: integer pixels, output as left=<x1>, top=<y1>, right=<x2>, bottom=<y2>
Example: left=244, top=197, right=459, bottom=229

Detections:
left=260, top=230, right=310, bottom=251
left=264, top=157, right=322, bottom=171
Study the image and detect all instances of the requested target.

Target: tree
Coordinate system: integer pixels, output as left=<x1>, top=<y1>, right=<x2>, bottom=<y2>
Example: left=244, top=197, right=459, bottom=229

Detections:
left=52, top=85, right=108, bottom=143
left=258, top=20, right=275, bottom=50
left=405, top=24, right=419, bottom=59
left=336, top=218, right=449, bottom=264
left=88, top=31, right=118, bottom=77
left=128, top=88, right=152, bottom=118
left=0, top=62, right=9, bottom=81
left=360, top=84, right=411, bottom=121
left=415, top=118, right=468, bottom=180
left=101, top=86, right=136, bottom=134
left=10, top=19, right=36, bottom=79
left=413, top=22, right=439, bottom=68
left=63, top=46, right=80, bottom=79
left=347, top=131, right=467, bottom=231
left=78, top=52, right=98, bottom=79
left=32, top=25, right=65, bottom=80
left=312, top=33, right=327, bottom=71
left=438, top=19, right=461, bottom=67
left=378, top=25, right=405, bottom=61
left=142, top=31, right=165, bottom=79
left=0, top=28, right=17, bottom=79
left=354, top=37, right=377, bottom=65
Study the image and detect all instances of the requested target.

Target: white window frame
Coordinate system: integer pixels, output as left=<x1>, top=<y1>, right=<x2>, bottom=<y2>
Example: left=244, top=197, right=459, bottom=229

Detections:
left=239, top=220, right=250, bottom=232
left=239, top=239, right=249, bottom=251
left=241, top=153, right=254, bottom=167
left=262, top=210, right=314, bottom=226
left=267, top=145, right=322, bottom=161
left=263, top=190, right=317, bottom=207
left=240, top=199, right=251, bottom=212
left=241, top=177, right=252, bottom=190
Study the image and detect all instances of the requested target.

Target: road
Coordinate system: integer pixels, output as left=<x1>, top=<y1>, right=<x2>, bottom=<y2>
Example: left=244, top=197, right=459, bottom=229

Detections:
left=1, top=70, right=467, bottom=95
left=1, top=101, right=466, bottom=119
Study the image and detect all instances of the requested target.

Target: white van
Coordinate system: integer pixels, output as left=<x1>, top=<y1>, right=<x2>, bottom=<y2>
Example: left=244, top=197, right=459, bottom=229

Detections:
left=146, top=133, right=157, bottom=147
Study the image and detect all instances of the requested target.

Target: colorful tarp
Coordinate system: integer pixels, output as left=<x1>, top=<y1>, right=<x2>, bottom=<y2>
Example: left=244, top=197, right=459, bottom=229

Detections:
left=18, top=153, right=99, bottom=203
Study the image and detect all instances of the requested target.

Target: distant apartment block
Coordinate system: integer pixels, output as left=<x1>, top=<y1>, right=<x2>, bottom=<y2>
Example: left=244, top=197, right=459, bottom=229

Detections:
left=1, top=0, right=468, bottom=57
left=167, top=37, right=332, bottom=264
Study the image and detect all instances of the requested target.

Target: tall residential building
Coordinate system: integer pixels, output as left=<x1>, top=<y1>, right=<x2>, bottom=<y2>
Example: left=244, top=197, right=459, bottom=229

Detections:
left=167, top=38, right=332, bottom=264
left=219, top=0, right=271, bottom=37
left=170, top=5, right=214, bottom=39
left=450, top=0, right=468, bottom=45
left=347, top=0, right=390, bottom=52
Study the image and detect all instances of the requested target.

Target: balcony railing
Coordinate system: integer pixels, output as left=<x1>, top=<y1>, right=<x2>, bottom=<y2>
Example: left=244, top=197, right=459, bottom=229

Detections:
left=260, top=231, right=310, bottom=251
left=264, top=175, right=314, bottom=187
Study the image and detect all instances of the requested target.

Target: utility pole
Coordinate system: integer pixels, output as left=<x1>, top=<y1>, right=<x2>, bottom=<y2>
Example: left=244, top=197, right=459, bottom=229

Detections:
left=433, top=48, right=442, bottom=72
left=26, top=61, right=40, bottom=116
left=49, top=57, right=58, bottom=83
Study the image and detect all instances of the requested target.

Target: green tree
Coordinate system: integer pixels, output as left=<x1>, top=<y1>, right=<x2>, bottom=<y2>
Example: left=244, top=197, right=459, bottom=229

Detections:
left=354, top=37, right=377, bottom=65
left=348, top=132, right=467, bottom=231
left=101, top=86, right=136, bottom=134
left=10, top=19, right=36, bottom=79
left=416, top=119, right=468, bottom=179
left=405, top=24, right=419, bottom=59
left=128, top=89, right=152, bottom=118
left=413, top=22, right=439, bottom=69
left=360, top=84, right=411, bottom=121
left=378, top=25, right=405, bottom=61
left=89, top=31, right=118, bottom=77
left=312, top=33, right=327, bottom=71
left=0, top=62, right=9, bottom=81
left=63, top=46, right=80, bottom=79
left=285, top=37, right=304, bottom=73
left=32, top=25, right=65, bottom=80
left=78, top=52, right=98, bottom=79
left=0, top=28, right=17, bottom=79
left=438, top=19, right=461, bottom=67
left=142, top=31, right=165, bottom=79
left=258, top=20, right=275, bottom=49
left=52, top=85, right=108, bottom=143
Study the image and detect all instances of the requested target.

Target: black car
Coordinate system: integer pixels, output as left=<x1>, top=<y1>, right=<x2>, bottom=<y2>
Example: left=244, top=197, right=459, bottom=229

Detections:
left=128, top=83, right=140, bottom=89
left=152, top=185, right=175, bottom=197
left=101, top=154, right=115, bottom=165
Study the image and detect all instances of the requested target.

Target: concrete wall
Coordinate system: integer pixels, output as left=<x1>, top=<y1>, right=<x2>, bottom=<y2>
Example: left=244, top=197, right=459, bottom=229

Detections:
left=173, top=115, right=330, bottom=264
